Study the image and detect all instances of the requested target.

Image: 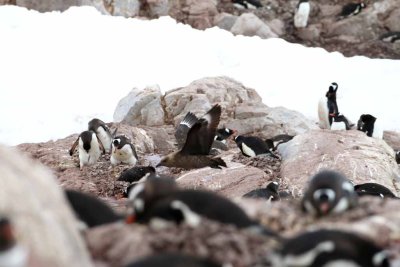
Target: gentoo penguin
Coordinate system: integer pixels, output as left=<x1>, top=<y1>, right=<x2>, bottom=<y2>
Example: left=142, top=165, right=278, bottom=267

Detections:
left=118, top=166, right=156, bottom=183
left=318, top=82, right=353, bottom=130
left=270, top=229, right=390, bottom=267
left=124, top=253, right=223, bottom=267
left=215, top=128, right=236, bottom=143
left=111, top=135, right=138, bottom=166
left=301, top=170, right=358, bottom=216
left=88, top=118, right=113, bottom=153
left=354, top=182, right=397, bottom=199
left=294, top=0, right=310, bottom=28
left=127, top=176, right=279, bottom=238
left=69, top=130, right=105, bottom=170
left=396, top=151, right=400, bottom=164
left=65, top=190, right=123, bottom=228
left=337, top=2, right=366, bottom=20
left=243, top=181, right=281, bottom=201
left=234, top=135, right=279, bottom=158
left=380, top=31, right=400, bottom=43
left=357, top=114, right=376, bottom=137
left=0, top=217, right=28, bottom=267
left=232, top=0, right=262, bottom=9
left=265, top=134, right=294, bottom=151
left=158, top=104, right=227, bottom=169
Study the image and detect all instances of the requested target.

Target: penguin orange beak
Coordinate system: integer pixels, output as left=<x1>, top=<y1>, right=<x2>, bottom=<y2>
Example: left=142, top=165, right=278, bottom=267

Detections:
left=319, top=202, right=330, bottom=214
left=125, top=214, right=136, bottom=224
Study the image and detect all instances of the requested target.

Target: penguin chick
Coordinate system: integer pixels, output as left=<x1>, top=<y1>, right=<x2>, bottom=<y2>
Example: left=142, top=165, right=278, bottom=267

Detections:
left=65, top=190, right=123, bottom=228
left=111, top=135, right=138, bottom=166
left=301, top=170, right=358, bottom=216
left=234, top=135, right=279, bottom=158
left=0, top=217, right=28, bottom=267
left=69, top=130, right=104, bottom=170
left=88, top=118, right=113, bottom=153
left=271, top=229, right=390, bottom=267
left=123, top=252, right=224, bottom=267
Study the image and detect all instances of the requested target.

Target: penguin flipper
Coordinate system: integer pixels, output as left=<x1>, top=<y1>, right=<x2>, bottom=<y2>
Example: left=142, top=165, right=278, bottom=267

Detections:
left=69, top=136, right=80, bottom=156
left=97, top=136, right=106, bottom=154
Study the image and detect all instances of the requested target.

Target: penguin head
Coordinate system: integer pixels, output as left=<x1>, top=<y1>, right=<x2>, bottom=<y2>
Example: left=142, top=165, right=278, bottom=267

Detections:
left=302, top=170, right=357, bottom=216
left=234, top=135, right=244, bottom=144
left=80, top=131, right=95, bottom=153
left=266, top=181, right=279, bottom=193
left=328, top=82, right=338, bottom=92
left=112, top=135, right=131, bottom=150
left=0, top=217, right=15, bottom=250
left=360, top=2, right=366, bottom=8
left=395, top=151, right=400, bottom=164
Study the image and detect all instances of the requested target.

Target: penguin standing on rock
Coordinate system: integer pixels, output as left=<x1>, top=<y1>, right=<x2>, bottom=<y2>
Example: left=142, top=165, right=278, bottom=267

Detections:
left=111, top=135, right=138, bottom=166
left=234, top=135, right=279, bottom=158
left=318, top=82, right=353, bottom=130
left=337, top=2, right=366, bottom=20
left=158, top=104, right=227, bottom=169
left=271, top=229, right=390, bottom=267
left=69, top=130, right=105, bottom=170
left=301, top=170, right=358, bottom=216
left=0, top=217, right=28, bottom=267
left=88, top=118, right=113, bottom=153
left=357, top=114, right=377, bottom=137
left=294, top=0, right=310, bottom=28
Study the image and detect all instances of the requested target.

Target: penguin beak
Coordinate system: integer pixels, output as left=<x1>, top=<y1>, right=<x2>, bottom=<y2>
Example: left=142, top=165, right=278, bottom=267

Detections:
left=319, top=202, right=330, bottom=214
left=125, top=214, right=136, bottom=224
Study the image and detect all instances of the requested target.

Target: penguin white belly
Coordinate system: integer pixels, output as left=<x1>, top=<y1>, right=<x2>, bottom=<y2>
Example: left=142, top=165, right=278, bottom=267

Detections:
left=318, top=97, right=331, bottom=130
left=111, top=145, right=137, bottom=165
left=242, top=143, right=256, bottom=157
left=78, top=140, right=101, bottom=168
left=294, top=3, right=310, bottom=28
left=0, top=245, right=28, bottom=267
left=96, top=127, right=112, bottom=153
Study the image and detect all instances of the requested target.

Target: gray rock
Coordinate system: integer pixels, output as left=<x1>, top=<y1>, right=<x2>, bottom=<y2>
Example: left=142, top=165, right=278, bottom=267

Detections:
left=16, top=0, right=80, bottom=12
left=111, top=0, right=140, bottom=17
left=295, top=24, right=321, bottom=42
left=0, top=145, right=93, bottom=267
left=169, top=0, right=218, bottom=30
left=146, top=0, right=169, bottom=17
left=384, top=8, right=400, bottom=32
left=213, top=12, right=238, bottom=31
left=230, top=13, right=278, bottom=39
left=268, top=18, right=285, bottom=36
left=113, top=85, right=164, bottom=127
left=278, top=130, right=400, bottom=196
left=383, top=130, right=400, bottom=151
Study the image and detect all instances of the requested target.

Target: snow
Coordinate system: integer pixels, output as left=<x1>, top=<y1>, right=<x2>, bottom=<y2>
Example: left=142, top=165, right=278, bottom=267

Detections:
left=0, top=5, right=399, bottom=146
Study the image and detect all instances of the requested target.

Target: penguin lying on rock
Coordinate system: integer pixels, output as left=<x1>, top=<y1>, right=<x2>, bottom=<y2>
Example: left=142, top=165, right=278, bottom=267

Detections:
left=270, top=229, right=390, bottom=267
left=234, top=135, right=279, bottom=158
left=354, top=182, right=398, bottom=199
left=111, top=135, right=138, bottom=166
left=301, top=170, right=358, bottom=216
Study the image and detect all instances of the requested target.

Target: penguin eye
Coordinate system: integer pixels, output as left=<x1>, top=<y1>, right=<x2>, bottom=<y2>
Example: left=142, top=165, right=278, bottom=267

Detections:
left=113, top=139, right=120, bottom=146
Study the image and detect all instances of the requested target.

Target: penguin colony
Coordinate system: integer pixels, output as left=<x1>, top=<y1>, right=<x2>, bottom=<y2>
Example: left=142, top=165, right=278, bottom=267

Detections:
left=57, top=86, right=399, bottom=267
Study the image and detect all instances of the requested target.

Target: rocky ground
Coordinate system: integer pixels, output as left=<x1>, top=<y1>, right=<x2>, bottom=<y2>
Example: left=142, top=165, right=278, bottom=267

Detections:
left=9, top=76, right=400, bottom=266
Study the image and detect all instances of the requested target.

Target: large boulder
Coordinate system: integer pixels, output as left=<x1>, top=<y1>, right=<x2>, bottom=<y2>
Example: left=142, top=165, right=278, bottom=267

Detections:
left=383, top=130, right=400, bottom=151
left=0, top=145, right=93, bottom=267
left=113, top=85, right=164, bottom=127
left=230, top=13, right=278, bottom=39
left=278, top=129, right=400, bottom=196
left=164, top=76, right=317, bottom=138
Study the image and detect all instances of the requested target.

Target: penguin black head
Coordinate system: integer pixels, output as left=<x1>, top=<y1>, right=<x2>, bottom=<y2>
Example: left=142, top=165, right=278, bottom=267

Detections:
left=0, top=217, right=15, bottom=251
left=302, top=170, right=358, bottom=216
left=112, top=135, right=131, bottom=150
left=396, top=151, right=400, bottom=164
left=80, top=131, right=95, bottom=153
left=328, top=82, right=338, bottom=92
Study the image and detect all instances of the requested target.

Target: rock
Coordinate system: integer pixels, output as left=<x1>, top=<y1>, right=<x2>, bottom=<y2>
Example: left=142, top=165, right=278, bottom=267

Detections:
left=113, top=85, right=164, bottom=127
left=169, top=0, right=218, bottom=30
left=268, top=18, right=285, bottom=36
left=213, top=12, right=238, bottom=31
left=0, top=145, right=93, bottom=267
left=278, top=130, right=400, bottom=196
left=0, top=0, right=15, bottom=4
left=15, top=0, right=80, bottom=12
left=110, top=0, right=140, bottom=17
left=384, top=8, right=400, bottom=32
left=84, top=219, right=274, bottom=267
left=383, top=130, right=400, bottom=151
left=175, top=160, right=270, bottom=199
left=295, top=24, right=321, bottom=42
left=164, top=76, right=317, bottom=138
left=230, top=13, right=278, bottom=39
left=146, top=0, right=169, bottom=17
